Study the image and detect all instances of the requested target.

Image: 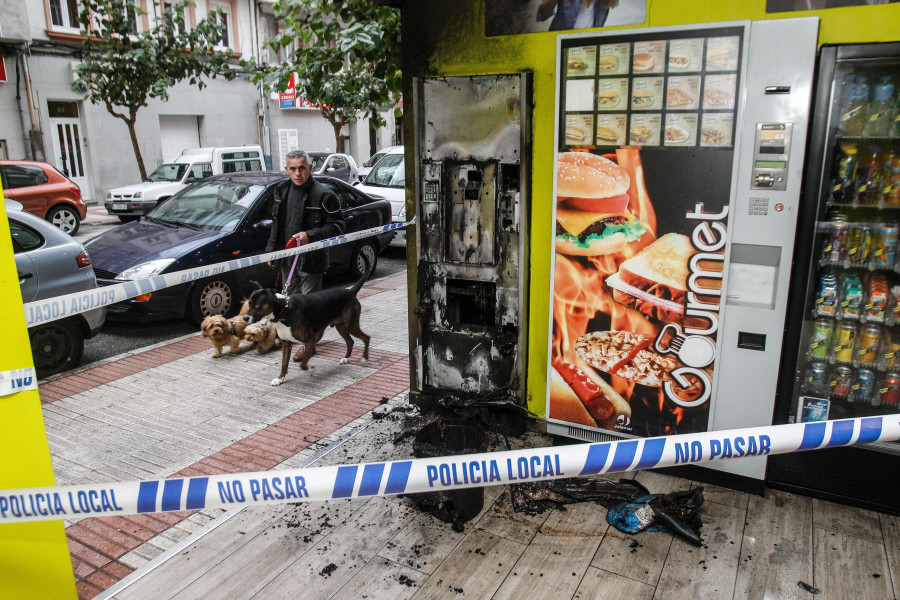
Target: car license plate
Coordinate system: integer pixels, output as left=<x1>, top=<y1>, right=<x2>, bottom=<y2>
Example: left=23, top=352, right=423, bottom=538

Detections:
left=111, top=203, right=127, bottom=210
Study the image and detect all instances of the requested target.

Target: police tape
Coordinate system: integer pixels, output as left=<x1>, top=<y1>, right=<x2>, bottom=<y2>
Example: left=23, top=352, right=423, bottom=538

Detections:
left=0, top=367, right=38, bottom=396
left=21, top=220, right=412, bottom=329
left=1, top=415, right=897, bottom=523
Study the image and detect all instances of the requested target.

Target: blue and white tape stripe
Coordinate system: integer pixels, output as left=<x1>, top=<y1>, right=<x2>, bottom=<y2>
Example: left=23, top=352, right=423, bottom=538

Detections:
left=0, top=367, right=38, bottom=396
left=22, top=220, right=411, bottom=329
left=1, top=416, right=897, bottom=523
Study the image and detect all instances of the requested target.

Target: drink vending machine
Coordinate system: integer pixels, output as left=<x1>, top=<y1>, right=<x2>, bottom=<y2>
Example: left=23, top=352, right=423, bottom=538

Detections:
left=769, top=42, right=900, bottom=514
left=544, top=18, right=819, bottom=492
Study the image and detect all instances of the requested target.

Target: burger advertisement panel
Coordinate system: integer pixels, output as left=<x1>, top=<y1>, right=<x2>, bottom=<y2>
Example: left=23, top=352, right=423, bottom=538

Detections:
left=549, top=24, right=744, bottom=439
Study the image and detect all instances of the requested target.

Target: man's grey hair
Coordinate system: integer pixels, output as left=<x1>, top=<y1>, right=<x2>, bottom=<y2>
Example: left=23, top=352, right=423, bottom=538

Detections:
left=286, top=149, right=309, bottom=162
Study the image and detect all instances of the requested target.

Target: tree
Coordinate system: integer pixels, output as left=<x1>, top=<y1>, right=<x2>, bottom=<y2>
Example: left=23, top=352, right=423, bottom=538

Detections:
left=74, top=0, right=236, bottom=180
left=258, top=0, right=402, bottom=153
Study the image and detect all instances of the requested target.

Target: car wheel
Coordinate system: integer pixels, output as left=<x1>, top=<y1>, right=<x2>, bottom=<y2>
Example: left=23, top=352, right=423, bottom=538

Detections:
left=29, top=318, right=84, bottom=379
left=47, top=205, right=81, bottom=235
left=350, top=242, right=378, bottom=280
left=187, top=277, right=238, bottom=325
left=118, top=215, right=139, bottom=223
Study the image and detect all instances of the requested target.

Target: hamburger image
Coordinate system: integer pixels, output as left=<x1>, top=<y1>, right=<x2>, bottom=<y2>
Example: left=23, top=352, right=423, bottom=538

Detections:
left=605, top=232, right=696, bottom=323
left=597, top=90, right=619, bottom=108
left=568, top=55, right=589, bottom=73
left=632, top=89, right=654, bottom=108
left=555, top=152, right=646, bottom=256
left=633, top=53, right=654, bottom=71
left=598, top=55, right=619, bottom=71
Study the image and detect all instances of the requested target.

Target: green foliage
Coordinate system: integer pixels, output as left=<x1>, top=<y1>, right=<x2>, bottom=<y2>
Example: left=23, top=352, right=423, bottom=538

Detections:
left=73, top=0, right=236, bottom=177
left=253, top=0, right=402, bottom=147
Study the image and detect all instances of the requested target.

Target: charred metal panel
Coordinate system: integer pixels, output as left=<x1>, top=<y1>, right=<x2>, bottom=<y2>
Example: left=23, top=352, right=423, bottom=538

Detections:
left=414, top=74, right=531, bottom=401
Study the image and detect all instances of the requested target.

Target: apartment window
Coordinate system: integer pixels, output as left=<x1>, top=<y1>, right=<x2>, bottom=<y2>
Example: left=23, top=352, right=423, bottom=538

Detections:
left=162, top=2, right=188, bottom=36
left=49, top=0, right=80, bottom=31
left=209, top=4, right=231, bottom=49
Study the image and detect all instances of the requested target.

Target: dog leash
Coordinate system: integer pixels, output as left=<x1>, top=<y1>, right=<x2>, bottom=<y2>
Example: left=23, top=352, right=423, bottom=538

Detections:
left=281, top=237, right=300, bottom=295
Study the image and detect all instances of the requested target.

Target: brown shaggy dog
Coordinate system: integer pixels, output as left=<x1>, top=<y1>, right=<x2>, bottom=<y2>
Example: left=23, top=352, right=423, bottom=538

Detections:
left=200, top=315, right=249, bottom=358
left=243, top=319, right=281, bottom=354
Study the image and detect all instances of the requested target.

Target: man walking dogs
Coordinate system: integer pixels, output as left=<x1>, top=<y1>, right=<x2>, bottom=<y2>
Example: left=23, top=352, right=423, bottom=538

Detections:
left=266, top=150, right=345, bottom=358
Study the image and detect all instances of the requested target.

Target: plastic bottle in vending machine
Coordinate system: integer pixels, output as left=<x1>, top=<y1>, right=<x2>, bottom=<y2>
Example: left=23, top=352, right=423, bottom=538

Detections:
left=856, top=148, right=883, bottom=205
left=840, top=75, right=869, bottom=137
left=864, top=76, right=895, bottom=138
left=885, top=153, right=900, bottom=206
left=832, top=144, right=858, bottom=204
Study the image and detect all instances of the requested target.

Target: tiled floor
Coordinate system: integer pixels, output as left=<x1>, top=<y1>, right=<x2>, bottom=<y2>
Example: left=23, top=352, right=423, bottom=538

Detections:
left=101, top=408, right=900, bottom=600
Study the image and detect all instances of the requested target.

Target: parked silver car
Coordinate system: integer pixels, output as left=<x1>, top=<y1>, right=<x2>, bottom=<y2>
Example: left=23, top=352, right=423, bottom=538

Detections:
left=307, top=152, right=359, bottom=183
left=9, top=201, right=106, bottom=377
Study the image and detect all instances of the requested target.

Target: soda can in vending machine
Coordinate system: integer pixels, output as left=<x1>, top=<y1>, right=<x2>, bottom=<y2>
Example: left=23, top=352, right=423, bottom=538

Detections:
left=884, top=328, right=900, bottom=368
left=840, top=274, right=864, bottom=320
left=833, top=321, right=858, bottom=363
left=872, top=223, right=899, bottom=268
left=880, top=372, right=900, bottom=408
left=831, top=365, right=854, bottom=402
left=847, top=224, right=872, bottom=265
left=816, top=272, right=839, bottom=317
left=857, top=323, right=881, bottom=364
left=809, top=319, right=833, bottom=359
left=852, top=368, right=877, bottom=404
left=823, top=218, right=848, bottom=264
left=803, top=362, right=830, bottom=398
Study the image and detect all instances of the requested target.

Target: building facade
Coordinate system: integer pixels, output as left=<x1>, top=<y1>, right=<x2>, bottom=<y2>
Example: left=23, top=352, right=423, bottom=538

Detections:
left=0, top=0, right=398, bottom=202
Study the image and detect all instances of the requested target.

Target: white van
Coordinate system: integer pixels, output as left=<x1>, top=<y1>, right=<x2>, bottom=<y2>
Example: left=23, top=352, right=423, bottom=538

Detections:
left=104, top=145, right=267, bottom=221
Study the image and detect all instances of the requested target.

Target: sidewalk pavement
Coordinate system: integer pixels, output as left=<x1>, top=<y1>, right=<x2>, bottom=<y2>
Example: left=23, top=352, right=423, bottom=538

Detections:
left=82, top=204, right=120, bottom=226
left=39, top=270, right=410, bottom=599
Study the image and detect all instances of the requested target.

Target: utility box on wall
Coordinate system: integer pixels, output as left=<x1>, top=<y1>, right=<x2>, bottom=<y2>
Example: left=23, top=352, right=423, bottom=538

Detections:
left=412, top=74, right=531, bottom=402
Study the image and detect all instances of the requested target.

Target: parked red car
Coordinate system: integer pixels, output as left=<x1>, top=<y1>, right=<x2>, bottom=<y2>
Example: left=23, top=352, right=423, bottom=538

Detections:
left=0, top=160, right=87, bottom=235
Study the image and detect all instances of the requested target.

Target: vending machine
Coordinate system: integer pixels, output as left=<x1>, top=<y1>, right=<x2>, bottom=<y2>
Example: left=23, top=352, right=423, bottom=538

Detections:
left=544, top=18, right=819, bottom=492
left=769, top=42, right=900, bottom=514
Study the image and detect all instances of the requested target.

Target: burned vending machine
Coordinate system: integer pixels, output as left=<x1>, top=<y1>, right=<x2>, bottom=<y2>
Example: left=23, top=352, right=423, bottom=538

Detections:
left=411, top=74, right=531, bottom=401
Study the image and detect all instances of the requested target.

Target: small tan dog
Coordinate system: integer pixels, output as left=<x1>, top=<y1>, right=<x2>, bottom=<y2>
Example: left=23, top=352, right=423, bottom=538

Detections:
left=243, top=319, right=281, bottom=354
left=200, top=314, right=250, bottom=358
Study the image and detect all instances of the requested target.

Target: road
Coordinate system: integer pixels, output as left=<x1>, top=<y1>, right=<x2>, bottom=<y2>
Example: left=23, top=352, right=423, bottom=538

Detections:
left=74, top=217, right=408, bottom=365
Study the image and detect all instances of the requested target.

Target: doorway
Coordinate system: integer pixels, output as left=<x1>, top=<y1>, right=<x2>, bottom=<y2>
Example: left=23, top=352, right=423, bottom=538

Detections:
left=47, top=101, right=89, bottom=198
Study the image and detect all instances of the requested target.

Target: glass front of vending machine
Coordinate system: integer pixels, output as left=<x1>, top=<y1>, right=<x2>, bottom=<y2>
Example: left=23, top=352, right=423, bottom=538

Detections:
left=770, top=42, right=900, bottom=514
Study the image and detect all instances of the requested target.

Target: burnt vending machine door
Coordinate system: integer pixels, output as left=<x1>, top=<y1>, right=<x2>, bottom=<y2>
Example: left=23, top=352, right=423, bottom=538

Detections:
left=413, top=74, right=531, bottom=401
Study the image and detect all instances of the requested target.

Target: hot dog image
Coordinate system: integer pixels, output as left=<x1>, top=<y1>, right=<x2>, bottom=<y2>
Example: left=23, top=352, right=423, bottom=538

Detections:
left=550, top=358, right=630, bottom=426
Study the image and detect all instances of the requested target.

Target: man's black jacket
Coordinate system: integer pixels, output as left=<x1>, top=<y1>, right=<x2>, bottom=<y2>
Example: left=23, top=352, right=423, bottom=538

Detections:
left=265, top=177, right=344, bottom=274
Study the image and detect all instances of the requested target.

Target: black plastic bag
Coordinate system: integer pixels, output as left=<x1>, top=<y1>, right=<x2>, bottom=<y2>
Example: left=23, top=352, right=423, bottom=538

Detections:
left=509, top=478, right=650, bottom=515
left=606, top=487, right=705, bottom=546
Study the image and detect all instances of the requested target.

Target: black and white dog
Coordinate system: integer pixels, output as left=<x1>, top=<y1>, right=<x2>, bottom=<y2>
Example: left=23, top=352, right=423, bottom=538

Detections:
left=244, top=259, right=372, bottom=386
